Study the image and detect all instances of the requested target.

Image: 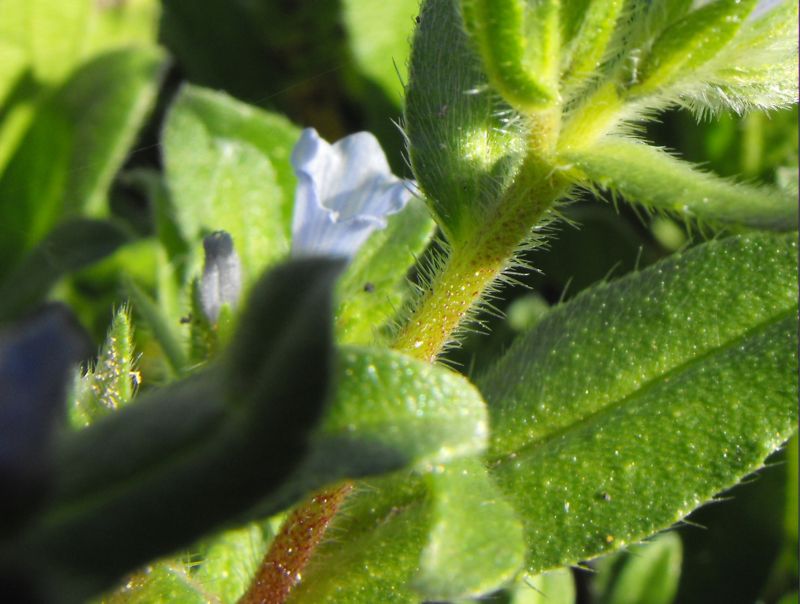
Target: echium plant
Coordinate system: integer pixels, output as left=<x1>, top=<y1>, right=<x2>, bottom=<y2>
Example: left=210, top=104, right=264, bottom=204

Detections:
left=0, top=0, right=797, bottom=603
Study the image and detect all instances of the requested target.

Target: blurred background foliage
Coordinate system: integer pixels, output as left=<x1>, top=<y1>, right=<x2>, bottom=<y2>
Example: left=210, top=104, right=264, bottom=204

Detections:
left=0, top=1, right=796, bottom=602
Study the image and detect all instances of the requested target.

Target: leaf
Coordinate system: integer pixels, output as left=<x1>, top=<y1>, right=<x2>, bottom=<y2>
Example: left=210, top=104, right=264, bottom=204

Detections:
left=126, top=278, right=188, bottom=377
left=460, top=0, right=559, bottom=109
left=0, top=219, right=131, bottom=324
left=336, top=197, right=435, bottom=344
left=0, top=47, right=166, bottom=276
left=678, top=0, right=799, bottom=115
left=0, top=0, right=160, bottom=84
left=564, top=136, right=798, bottom=231
left=631, top=0, right=757, bottom=95
left=413, top=457, right=525, bottom=600
left=479, top=232, right=798, bottom=573
left=193, top=522, right=271, bottom=603
left=595, top=532, right=682, bottom=604
left=290, top=458, right=523, bottom=602
left=287, top=472, right=428, bottom=604
left=162, top=85, right=300, bottom=278
left=266, top=345, right=489, bottom=512
left=560, top=0, right=625, bottom=93
left=405, top=0, right=526, bottom=243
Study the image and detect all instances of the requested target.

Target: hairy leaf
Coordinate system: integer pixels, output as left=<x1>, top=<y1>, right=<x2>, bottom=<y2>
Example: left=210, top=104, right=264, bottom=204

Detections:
left=480, top=232, right=798, bottom=572
left=460, top=0, right=558, bottom=109
left=413, top=457, right=525, bottom=600
left=631, top=0, right=757, bottom=95
left=290, top=458, right=523, bottom=602
left=564, top=137, right=798, bottom=230
left=405, top=0, right=526, bottom=242
left=678, top=0, right=799, bottom=115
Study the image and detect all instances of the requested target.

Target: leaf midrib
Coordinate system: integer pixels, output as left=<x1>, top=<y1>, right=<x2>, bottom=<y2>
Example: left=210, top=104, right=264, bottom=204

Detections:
left=490, top=304, right=797, bottom=467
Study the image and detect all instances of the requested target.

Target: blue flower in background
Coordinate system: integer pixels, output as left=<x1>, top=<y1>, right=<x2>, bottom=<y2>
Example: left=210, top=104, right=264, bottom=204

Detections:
left=290, top=128, right=414, bottom=259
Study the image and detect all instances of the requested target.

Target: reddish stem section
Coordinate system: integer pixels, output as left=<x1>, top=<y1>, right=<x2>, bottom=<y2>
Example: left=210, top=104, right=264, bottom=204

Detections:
left=240, top=483, right=353, bottom=604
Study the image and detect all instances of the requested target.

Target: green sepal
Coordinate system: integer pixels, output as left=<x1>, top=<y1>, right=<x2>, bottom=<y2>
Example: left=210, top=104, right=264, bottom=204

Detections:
left=259, top=345, right=489, bottom=515
left=460, top=0, right=559, bottom=110
left=479, top=232, right=798, bottom=572
left=406, top=0, right=527, bottom=243
left=631, top=0, right=758, bottom=95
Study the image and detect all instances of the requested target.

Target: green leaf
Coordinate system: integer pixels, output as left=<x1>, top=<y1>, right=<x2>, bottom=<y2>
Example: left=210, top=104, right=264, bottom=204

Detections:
left=193, top=522, right=271, bottom=603
left=460, top=0, right=559, bottom=110
left=14, top=258, right=340, bottom=603
left=0, top=219, right=130, bottom=323
left=163, top=85, right=300, bottom=279
left=678, top=0, right=799, bottom=115
left=267, top=345, right=488, bottom=513
left=70, top=305, right=137, bottom=428
left=406, top=0, right=526, bottom=242
left=126, top=278, right=188, bottom=377
left=0, top=0, right=160, bottom=84
left=479, top=232, right=798, bottom=572
left=413, top=457, right=525, bottom=600
left=336, top=197, right=435, bottom=344
left=564, top=137, right=798, bottom=231
left=290, top=458, right=523, bottom=602
left=595, top=532, right=682, bottom=604
left=101, top=561, right=209, bottom=604
left=287, top=473, right=428, bottom=604
left=0, top=47, right=166, bottom=276
left=631, top=0, right=757, bottom=95
left=560, top=0, right=625, bottom=93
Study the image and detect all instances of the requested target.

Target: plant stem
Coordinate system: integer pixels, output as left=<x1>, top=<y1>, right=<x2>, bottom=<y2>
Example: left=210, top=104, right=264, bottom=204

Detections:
left=239, top=483, right=352, bottom=604
left=392, top=156, right=569, bottom=362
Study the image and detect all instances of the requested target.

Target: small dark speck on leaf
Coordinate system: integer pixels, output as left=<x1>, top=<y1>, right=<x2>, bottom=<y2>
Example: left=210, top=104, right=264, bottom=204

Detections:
left=180, top=314, right=192, bottom=324
left=363, top=282, right=375, bottom=293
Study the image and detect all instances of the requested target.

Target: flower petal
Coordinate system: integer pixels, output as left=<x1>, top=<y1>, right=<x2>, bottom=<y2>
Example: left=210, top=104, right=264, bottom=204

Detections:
left=291, top=128, right=415, bottom=258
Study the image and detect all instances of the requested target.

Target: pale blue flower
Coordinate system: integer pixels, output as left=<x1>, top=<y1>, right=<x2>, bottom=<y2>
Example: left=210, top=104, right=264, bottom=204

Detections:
left=290, top=128, right=414, bottom=258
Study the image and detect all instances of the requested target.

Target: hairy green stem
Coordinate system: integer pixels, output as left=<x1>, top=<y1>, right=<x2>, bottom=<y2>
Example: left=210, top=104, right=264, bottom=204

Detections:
left=392, top=156, right=568, bottom=362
